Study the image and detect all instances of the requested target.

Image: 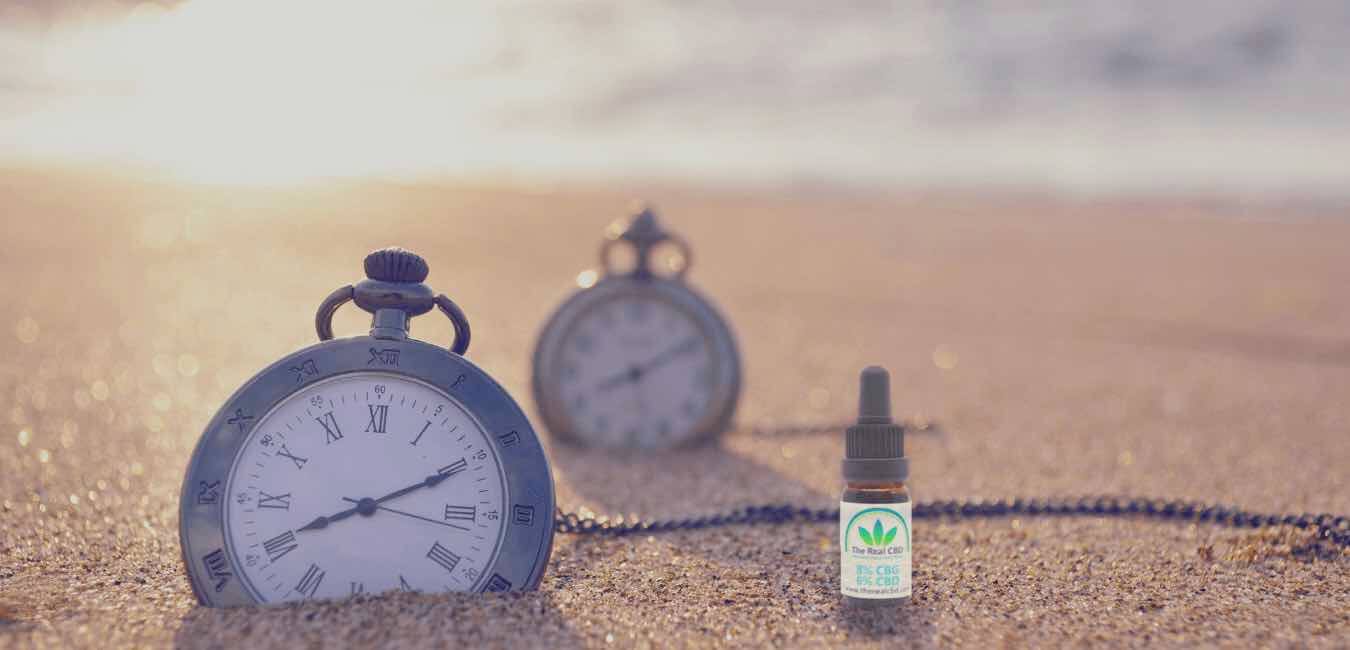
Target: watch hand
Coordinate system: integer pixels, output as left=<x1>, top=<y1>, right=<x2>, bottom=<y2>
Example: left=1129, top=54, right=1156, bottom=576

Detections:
left=639, top=335, right=700, bottom=375
left=296, top=501, right=366, bottom=532
left=595, top=336, right=700, bottom=392
left=372, top=471, right=449, bottom=505
left=296, top=471, right=455, bottom=533
left=341, top=497, right=469, bottom=532
left=297, top=514, right=337, bottom=532
left=596, top=365, right=641, bottom=392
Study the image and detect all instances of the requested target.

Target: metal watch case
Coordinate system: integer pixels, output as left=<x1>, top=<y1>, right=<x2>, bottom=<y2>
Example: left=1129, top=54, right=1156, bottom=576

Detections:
left=178, top=248, right=555, bottom=606
left=531, top=208, right=742, bottom=448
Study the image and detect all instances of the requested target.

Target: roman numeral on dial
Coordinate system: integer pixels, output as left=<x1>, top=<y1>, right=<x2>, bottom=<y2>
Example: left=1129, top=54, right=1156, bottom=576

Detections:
left=350, top=581, right=365, bottom=596
left=316, top=411, right=343, bottom=444
left=482, top=574, right=513, bottom=593
left=262, top=530, right=298, bottom=562
left=444, top=504, right=475, bottom=521
left=257, top=491, right=292, bottom=510
left=202, top=548, right=232, bottom=592
left=398, top=575, right=413, bottom=592
left=410, top=421, right=431, bottom=446
left=276, top=444, right=307, bottom=470
left=426, top=541, right=461, bottom=573
left=295, top=563, right=326, bottom=598
left=438, top=458, right=468, bottom=477
left=365, top=405, right=388, bottom=434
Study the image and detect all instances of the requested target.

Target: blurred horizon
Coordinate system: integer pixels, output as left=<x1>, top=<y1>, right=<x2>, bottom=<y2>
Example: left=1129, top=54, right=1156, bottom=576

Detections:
left=3, top=0, right=1350, bottom=200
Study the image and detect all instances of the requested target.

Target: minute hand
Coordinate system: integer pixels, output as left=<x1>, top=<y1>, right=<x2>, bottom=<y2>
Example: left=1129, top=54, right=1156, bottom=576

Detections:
left=642, top=336, right=700, bottom=373
left=596, top=336, right=700, bottom=391
left=296, top=469, right=454, bottom=533
left=372, top=470, right=452, bottom=505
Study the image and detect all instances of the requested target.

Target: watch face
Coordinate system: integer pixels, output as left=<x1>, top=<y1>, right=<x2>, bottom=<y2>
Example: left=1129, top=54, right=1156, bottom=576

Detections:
left=224, top=372, right=506, bottom=602
left=534, top=278, right=740, bottom=448
left=181, top=336, right=555, bottom=607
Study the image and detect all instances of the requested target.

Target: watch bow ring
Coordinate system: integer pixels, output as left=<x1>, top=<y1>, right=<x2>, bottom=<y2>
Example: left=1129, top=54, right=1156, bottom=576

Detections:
left=313, top=247, right=471, bottom=355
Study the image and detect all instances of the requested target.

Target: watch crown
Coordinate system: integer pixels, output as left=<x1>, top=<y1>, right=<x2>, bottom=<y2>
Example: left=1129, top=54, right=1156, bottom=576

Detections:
left=364, top=247, right=429, bottom=284
left=620, top=205, right=666, bottom=247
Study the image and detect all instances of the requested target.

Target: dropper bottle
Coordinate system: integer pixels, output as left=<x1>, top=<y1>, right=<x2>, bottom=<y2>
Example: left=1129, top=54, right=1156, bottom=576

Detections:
left=840, top=366, right=912, bottom=607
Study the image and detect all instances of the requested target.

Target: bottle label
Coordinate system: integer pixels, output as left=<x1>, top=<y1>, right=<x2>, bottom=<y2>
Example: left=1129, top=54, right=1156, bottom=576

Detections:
left=840, top=500, right=912, bottom=599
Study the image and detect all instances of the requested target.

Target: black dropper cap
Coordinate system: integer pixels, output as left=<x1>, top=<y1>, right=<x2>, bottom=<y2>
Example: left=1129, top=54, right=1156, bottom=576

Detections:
left=842, top=366, right=908, bottom=482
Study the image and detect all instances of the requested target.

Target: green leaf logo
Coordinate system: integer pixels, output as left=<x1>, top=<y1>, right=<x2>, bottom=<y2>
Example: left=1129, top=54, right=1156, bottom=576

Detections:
left=858, top=519, right=900, bottom=547
left=858, top=525, right=874, bottom=546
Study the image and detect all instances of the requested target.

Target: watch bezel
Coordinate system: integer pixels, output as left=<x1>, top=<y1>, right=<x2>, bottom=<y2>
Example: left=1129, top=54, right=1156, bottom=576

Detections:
left=531, top=275, right=742, bottom=449
left=179, top=336, right=555, bottom=606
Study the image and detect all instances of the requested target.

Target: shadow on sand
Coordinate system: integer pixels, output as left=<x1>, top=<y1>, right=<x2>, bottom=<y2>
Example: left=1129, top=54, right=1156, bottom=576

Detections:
left=837, top=597, right=936, bottom=645
left=172, top=589, right=583, bottom=649
left=547, top=438, right=835, bottom=519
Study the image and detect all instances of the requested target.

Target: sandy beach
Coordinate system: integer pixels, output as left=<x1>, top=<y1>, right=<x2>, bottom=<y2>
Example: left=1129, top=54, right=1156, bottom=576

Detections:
left=1, top=167, right=1347, bottom=648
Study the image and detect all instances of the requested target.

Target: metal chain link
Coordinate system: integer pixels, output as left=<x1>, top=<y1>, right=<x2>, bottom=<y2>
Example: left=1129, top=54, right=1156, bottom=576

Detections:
left=555, top=496, right=1350, bottom=548
left=742, top=419, right=941, bottom=438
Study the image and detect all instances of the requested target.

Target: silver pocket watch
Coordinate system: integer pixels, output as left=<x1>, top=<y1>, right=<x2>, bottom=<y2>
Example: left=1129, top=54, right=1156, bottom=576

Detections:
left=532, top=207, right=742, bottom=449
left=179, top=248, right=555, bottom=606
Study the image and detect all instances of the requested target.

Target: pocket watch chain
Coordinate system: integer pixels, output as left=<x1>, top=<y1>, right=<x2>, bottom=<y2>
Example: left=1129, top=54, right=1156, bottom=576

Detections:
left=742, top=419, right=942, bottom=438
left=553, top=420, right=1349, bottom=548
left=555, top=496, right=1350, bottom=548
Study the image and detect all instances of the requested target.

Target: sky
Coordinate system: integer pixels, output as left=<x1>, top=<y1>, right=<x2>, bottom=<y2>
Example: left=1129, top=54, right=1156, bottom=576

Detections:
left=2, top=0, right=1348, bottom=196
left=1, top=1, right=517, bottom=184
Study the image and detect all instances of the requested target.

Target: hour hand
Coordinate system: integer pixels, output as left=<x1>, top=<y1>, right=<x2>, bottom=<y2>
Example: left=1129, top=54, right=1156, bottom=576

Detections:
left=296, top=502, right=361, bottom=532
left=596, top=366, right=641, bottom=392
left=297, top=515, right=333, bottom=532
left=295, top=497, right=375, bottom=532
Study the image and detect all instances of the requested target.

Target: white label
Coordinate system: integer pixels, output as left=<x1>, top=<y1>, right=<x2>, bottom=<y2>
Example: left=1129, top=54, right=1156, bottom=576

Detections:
left=840, top=500, right=912, bottom=599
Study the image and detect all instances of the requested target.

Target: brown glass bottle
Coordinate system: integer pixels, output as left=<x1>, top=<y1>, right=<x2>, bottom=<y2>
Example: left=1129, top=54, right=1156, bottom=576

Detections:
left=841, top=480, right=911, bottom=608
left=840, top=367, right=911, bottom=607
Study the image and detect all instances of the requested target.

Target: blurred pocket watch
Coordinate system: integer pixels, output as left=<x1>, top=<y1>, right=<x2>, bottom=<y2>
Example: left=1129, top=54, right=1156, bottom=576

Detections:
left=179, top=248, right=554, bottom=606
left=532, top=206, right=742, bottom=449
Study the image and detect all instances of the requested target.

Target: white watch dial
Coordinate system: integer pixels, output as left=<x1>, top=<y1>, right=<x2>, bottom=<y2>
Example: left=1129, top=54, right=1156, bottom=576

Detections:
left=554, top=296, right=718, bottom=447
left=223, top=372, right=507, bottom=603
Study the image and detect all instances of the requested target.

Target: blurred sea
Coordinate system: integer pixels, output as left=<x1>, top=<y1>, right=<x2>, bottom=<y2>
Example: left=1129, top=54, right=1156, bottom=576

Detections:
left=2, top=0, right=1349, bottom=198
